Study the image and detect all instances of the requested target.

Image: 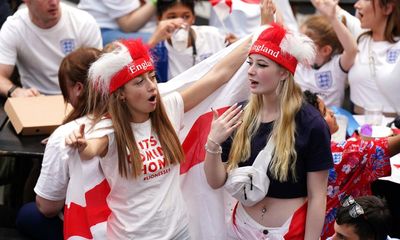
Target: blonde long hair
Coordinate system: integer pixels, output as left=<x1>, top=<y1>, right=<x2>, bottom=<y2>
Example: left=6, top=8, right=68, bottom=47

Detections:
left=227, top=74, right=303, bottom=181
left=227, top=24, right=315, bottom=182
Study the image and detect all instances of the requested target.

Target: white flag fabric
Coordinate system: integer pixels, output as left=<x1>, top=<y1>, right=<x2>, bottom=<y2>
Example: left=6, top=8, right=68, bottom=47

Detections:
left=64, top=37, right=250, bottom=240
left=210, top=0, right=232, bottom=23
left=209, top=0, right=299, bottom=37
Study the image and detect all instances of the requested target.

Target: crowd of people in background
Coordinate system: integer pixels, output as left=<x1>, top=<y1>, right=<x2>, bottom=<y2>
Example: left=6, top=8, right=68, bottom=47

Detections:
left=0, top=0, right=399, bottom=239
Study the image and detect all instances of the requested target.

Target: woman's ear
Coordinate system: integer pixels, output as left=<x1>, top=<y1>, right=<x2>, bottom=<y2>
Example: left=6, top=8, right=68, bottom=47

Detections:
left=118, top=90, right=126, bottom=102
left=279, top=69, right=289, bottom=81
left=383, top=3, right=394, bottom=16
left=321, top=45, right=333, bottom=58
left=74, top=82, right=84, bottom=97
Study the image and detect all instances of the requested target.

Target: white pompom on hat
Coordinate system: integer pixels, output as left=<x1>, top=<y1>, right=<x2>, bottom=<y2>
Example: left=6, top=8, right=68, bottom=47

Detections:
left=88, top=39, right=155, bottom=97
left=249, top=23, right=316, bottom=74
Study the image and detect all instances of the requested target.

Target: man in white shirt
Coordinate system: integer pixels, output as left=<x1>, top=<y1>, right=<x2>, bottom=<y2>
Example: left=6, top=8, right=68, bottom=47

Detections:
left=78, top=0, right=156, bottom=46
left=0, top=0, right=102, bottom=98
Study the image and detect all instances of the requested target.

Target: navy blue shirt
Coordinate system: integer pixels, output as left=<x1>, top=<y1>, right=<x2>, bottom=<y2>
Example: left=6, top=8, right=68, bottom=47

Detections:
left=222, top=103, right=333, bottom=198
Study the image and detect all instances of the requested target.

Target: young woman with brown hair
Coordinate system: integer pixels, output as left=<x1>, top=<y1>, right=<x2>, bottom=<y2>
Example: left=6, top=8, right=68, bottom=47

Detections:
left=65, top=38, right=252, bottom=239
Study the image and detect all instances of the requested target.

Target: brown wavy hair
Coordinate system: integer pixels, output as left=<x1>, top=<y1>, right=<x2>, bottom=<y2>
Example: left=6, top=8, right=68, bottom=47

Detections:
left=58, top=47, right=101, bottom=123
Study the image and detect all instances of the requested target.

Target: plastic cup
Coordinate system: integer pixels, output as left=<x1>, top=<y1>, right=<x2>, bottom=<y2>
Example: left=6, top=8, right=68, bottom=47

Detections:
left=364, top=104, right=383, bottom=126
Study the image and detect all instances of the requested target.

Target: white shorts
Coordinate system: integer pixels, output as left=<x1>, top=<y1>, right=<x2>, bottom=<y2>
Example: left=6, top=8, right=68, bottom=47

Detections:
left=227, top=203, right=292, bottom=240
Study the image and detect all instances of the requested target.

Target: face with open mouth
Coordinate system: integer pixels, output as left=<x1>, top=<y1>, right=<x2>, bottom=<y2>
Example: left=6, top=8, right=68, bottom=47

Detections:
left=120, top=71, right=159, bottom=123
left=247, top=54, right=287, bottom=96
left=354, top=0, right=391, bottom=31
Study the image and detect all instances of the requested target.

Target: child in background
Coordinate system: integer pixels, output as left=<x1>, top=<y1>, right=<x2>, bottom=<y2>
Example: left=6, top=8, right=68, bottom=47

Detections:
left=304, top=90, right=400, bottom=239
left=295, top=0, right=357, bottom=107
left=148, top=0, right=229, bottom=82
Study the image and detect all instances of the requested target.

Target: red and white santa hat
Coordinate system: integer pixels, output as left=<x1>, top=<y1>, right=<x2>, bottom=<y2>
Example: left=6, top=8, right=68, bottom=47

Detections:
left=249, top=23, right=315, bottom=74
left=89, top=39, right=154, bottom=96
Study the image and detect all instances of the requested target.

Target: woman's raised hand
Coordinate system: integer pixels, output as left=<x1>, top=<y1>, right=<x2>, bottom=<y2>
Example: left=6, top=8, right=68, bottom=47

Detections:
left=208, top=103, right=243, bottom=145
left=260, top=0, right=276, bottom=25
left=147, top=18, right=186, bottom=48
left=65, top=124, right=87, bottom=153
left=311, top=0, right=339, bottom=20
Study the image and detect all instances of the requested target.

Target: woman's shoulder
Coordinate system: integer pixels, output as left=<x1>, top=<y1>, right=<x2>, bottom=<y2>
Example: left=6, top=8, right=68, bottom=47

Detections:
left=297, top=102, right=324, bottom=122
left=296, top=103, right=329, bottom=132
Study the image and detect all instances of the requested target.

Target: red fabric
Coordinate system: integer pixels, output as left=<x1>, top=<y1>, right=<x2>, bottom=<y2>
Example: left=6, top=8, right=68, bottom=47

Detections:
left=231, top=201, right=307, bottom=239
left=249, top=24, right=298, bottom=74
left=321, top=137, right=391, bottom=239
left=180, top=107, right=229, bottom=174
left=283, top=202, right=307, bottom=240
left=64, top=179, right=111, bottom=239
left=210, top=0, right=232, bottom=9
left=109, top=58, right=154, bottom=93
left=109, top=40, right=154, bottom=93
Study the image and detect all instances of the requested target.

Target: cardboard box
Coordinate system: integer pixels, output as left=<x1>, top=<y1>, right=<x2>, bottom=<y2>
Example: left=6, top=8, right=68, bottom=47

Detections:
left=4, top=95, right=72, bottom=135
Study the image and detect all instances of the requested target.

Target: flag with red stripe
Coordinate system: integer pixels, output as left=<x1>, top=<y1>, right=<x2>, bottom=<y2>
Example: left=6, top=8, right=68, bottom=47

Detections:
left=159, top=37, right=250, bottom=239
left=63, top=38, right=250, bottom=239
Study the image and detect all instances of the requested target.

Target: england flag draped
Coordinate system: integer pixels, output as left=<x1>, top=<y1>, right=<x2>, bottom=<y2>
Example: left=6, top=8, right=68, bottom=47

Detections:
left=63, top=38, right=250, bottom=239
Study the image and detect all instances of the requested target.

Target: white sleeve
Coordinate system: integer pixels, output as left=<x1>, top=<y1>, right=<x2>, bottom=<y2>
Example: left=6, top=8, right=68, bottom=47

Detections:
left=77, top=12, right=103, bottom=49
left=34, top=131, right=70, bottom=201
left=102, top=0, right=141, bottom=19
left=0, top=17, right=18, bottom=65
left=162, top=92, right=184, bottom=133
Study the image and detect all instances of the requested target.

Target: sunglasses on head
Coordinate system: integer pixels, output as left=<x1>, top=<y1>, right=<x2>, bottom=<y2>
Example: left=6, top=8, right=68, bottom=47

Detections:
left=340, top=195, right=365, bottom=218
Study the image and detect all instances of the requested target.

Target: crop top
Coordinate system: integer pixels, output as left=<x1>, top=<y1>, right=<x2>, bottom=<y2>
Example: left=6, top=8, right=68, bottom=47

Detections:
left=221, top=103, right=333, bottom=198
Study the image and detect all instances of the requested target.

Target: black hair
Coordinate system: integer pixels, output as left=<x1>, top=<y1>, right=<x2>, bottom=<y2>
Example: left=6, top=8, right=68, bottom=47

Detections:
left=156, top=0, right=195, bottom=18
left=336, top=196, right=392, bottom=240
left=303, top=90, right=319, bottom=110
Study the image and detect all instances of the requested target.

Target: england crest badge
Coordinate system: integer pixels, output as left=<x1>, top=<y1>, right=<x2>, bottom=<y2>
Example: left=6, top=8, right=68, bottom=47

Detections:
left=60, top=39, right=76, bottom=55
left=386, top=49, right=400, bottom=64
left=315, top=71, right=333, bottom=90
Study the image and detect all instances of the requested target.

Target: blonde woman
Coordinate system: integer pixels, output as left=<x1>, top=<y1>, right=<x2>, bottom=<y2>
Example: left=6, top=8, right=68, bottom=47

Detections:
left=204, top=24, right=333, bottom=239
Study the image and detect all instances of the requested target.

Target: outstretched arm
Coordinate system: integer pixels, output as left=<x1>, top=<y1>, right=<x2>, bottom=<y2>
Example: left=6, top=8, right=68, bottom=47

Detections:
left=180, top=0, right=276, bottom=113
left=312, top=0, right=357, bottom=71
left=180, top=37, right=251, bottom=113
left=116, top=2, right=155, bottom=33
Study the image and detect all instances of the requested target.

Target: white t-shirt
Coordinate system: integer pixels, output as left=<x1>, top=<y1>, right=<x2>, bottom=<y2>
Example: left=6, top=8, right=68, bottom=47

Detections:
left=101, top=92, right=188, bottom=239
left=295, top=54, right=347, bottom=107
left=0, top=3, right=102, bottom=95
left=349, top=36, right=400, bottom=113
left=78, top=0, right=156, bottom=33
left=34, top=116, right=112, bottom=201
left=165, top=25, right=226, bottom=80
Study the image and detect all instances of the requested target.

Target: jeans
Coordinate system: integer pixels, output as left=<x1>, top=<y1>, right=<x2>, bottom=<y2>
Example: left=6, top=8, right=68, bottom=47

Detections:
left=16, top=202, right=63, bottom=240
